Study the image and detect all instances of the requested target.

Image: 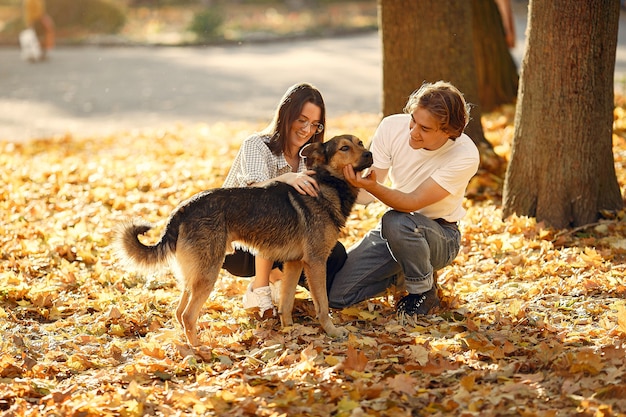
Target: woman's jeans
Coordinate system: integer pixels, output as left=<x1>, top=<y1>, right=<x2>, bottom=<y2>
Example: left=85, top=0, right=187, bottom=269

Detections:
left=328, top=210, right=461, bottom=309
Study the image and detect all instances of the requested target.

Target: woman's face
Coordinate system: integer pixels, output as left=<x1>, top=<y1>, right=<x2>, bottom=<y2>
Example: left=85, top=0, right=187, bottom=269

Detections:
left=288, top=101, right=322, bottom=150
left=408, top=107, right=449, bottom=150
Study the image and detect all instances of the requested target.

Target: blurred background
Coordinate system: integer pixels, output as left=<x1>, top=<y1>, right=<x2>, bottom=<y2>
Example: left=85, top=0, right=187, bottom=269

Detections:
left=0, top=0, right=378, bottom=46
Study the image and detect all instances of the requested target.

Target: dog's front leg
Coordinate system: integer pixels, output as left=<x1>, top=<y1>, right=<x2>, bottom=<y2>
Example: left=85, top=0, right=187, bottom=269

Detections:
left=279, top=261, right=303, bottom=327
left=303, top=261, right=348, bottom=338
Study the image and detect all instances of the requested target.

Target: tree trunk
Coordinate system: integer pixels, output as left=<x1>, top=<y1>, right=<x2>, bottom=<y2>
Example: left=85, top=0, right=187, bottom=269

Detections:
left=379, top=0, right=505, bottom=174
left=502, top=0, right=623, bottom=228
left=471, top=0, right=519, bottom=112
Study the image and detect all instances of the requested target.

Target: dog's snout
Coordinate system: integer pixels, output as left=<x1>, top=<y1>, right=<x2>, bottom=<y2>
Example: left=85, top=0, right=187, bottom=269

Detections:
left=361, top=150, right=373, bottom=162
left=353, top=150, right=374, bottom=172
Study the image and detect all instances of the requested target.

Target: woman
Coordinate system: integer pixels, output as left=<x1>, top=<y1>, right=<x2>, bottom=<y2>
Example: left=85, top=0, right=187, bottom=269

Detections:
left=222, top=82, right=347, bottom=318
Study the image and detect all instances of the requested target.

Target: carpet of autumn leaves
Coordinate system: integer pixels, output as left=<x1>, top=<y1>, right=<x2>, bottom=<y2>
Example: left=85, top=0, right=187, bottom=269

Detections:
left=1, top=105, right=626, bottom=417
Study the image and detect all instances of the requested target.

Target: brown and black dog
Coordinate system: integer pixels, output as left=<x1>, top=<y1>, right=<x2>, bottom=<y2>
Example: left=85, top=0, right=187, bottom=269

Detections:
left=116, top=134, right=373, bottom=346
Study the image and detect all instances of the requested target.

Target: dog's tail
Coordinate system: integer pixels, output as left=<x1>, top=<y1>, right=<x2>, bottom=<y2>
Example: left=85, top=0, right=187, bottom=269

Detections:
left=115, top=218, right=175, bottom=272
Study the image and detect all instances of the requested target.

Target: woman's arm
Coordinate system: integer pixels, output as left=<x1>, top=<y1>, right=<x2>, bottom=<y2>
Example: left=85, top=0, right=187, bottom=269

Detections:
left=252, top=170, right=319, bottom=197
left=234, top=137, right=319, bottom=196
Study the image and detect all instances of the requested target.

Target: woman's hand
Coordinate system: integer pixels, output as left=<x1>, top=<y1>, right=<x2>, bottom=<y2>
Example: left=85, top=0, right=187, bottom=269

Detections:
left=282, top=170, right=319, bottom=197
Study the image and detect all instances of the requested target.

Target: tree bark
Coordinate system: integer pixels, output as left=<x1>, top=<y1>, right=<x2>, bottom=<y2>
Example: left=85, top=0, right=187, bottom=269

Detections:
left=502, top=0, right=623, bottom=228
left=471, top=0, right=519, bottom=112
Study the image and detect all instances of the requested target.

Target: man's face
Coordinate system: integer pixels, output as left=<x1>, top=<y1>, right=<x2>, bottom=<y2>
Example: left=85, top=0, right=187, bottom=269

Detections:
left=408, top=107, right=450, bottom=151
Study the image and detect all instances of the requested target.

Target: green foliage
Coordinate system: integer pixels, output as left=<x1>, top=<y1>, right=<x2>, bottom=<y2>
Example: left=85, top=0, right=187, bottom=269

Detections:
left=1, top=18, right=21, bottom=35
left=47, top=0, right=126, bottom=33
left=188, top=7, right=224, bottom=41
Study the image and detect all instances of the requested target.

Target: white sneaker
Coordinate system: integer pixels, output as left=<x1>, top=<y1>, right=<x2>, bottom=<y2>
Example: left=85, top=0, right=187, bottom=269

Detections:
left=242, top=283, right=275, bottom=318
left=269, top=280, right=282, bottom=305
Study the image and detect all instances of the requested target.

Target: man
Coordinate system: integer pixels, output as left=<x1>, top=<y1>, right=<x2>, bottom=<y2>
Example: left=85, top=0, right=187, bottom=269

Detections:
left=329, top=81, right=480, bottom=319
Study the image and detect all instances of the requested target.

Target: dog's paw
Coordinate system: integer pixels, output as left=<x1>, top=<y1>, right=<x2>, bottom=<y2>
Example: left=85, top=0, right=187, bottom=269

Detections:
left=326, top=325, right=348, bottom=339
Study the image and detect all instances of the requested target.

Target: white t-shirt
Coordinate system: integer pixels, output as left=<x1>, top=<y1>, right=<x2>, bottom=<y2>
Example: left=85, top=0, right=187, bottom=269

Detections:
left=370, top=114, right=480, bottom=222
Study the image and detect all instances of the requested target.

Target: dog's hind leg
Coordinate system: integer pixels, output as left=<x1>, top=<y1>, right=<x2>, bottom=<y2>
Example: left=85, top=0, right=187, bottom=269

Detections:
left=278, top=261, right=303, bottom=327
left=181, top=276, right=218, bottom=346
left=175, top=289, right=190, bottom=328
left=176, top=247, right=221, bottom=346
left=179, top=268, right=220, bottom=346
left=303, top=260, right=348, bottom=338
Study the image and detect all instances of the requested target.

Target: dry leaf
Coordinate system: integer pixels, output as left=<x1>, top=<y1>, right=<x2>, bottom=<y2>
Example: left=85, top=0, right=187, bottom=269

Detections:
left=343, top=345, right=368, bottom=372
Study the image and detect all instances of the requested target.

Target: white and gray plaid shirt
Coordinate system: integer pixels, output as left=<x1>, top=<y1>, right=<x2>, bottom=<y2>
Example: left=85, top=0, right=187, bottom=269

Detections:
left=223, top=134, right=307, bottom=188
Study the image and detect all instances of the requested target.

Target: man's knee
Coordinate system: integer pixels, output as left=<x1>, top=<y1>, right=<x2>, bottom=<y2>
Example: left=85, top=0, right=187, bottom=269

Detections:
left=380, top=210, right=411, bottom=243
left=328, top=292, right=352, bottom=310
left=327, top=276, right=357, bottom=309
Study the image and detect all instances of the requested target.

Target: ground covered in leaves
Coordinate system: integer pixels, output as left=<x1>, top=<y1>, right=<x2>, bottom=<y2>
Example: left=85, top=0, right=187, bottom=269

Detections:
left=1, top=107, right=626, bottom=416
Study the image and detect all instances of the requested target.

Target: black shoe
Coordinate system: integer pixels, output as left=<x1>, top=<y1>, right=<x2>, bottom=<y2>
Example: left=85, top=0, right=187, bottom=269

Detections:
left=396, top=287, right=440, bottom=318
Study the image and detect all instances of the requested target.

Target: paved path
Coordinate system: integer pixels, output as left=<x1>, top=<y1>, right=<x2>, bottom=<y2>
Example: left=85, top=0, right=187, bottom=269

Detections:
left=0, top=34, right=385, bottom=141
left=1, top=4, right=625, bottom=142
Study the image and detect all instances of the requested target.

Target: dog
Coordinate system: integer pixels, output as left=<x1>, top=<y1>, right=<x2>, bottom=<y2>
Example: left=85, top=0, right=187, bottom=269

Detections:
left=116, top=134, right=373, bottom=346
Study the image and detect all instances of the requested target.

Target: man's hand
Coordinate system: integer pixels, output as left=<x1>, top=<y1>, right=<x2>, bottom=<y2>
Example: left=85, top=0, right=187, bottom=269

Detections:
left=343, top=165, right=377, bottom=190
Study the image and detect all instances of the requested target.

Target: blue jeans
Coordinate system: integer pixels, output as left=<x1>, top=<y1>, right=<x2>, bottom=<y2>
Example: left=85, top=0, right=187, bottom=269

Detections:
left=328, top=210, right=461, bottom=309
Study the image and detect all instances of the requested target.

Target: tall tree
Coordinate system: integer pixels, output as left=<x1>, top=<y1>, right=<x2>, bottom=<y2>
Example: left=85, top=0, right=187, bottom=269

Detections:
left=379, top=0, right=511, bottom=173
left=502, top=0, right=623, bottom=228
left=471, top=0, right=519, bottom=112
left=380, top=0, right=483, bottom=139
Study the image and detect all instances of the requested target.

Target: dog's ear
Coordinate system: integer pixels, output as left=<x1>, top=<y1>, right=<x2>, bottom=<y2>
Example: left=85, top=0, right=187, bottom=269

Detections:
left=300, top=142, right=327, bottom=169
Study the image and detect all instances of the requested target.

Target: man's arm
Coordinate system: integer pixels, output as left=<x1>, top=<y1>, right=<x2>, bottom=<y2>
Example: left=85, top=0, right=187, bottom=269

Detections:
left=343, top=165, right=450, bottom=212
